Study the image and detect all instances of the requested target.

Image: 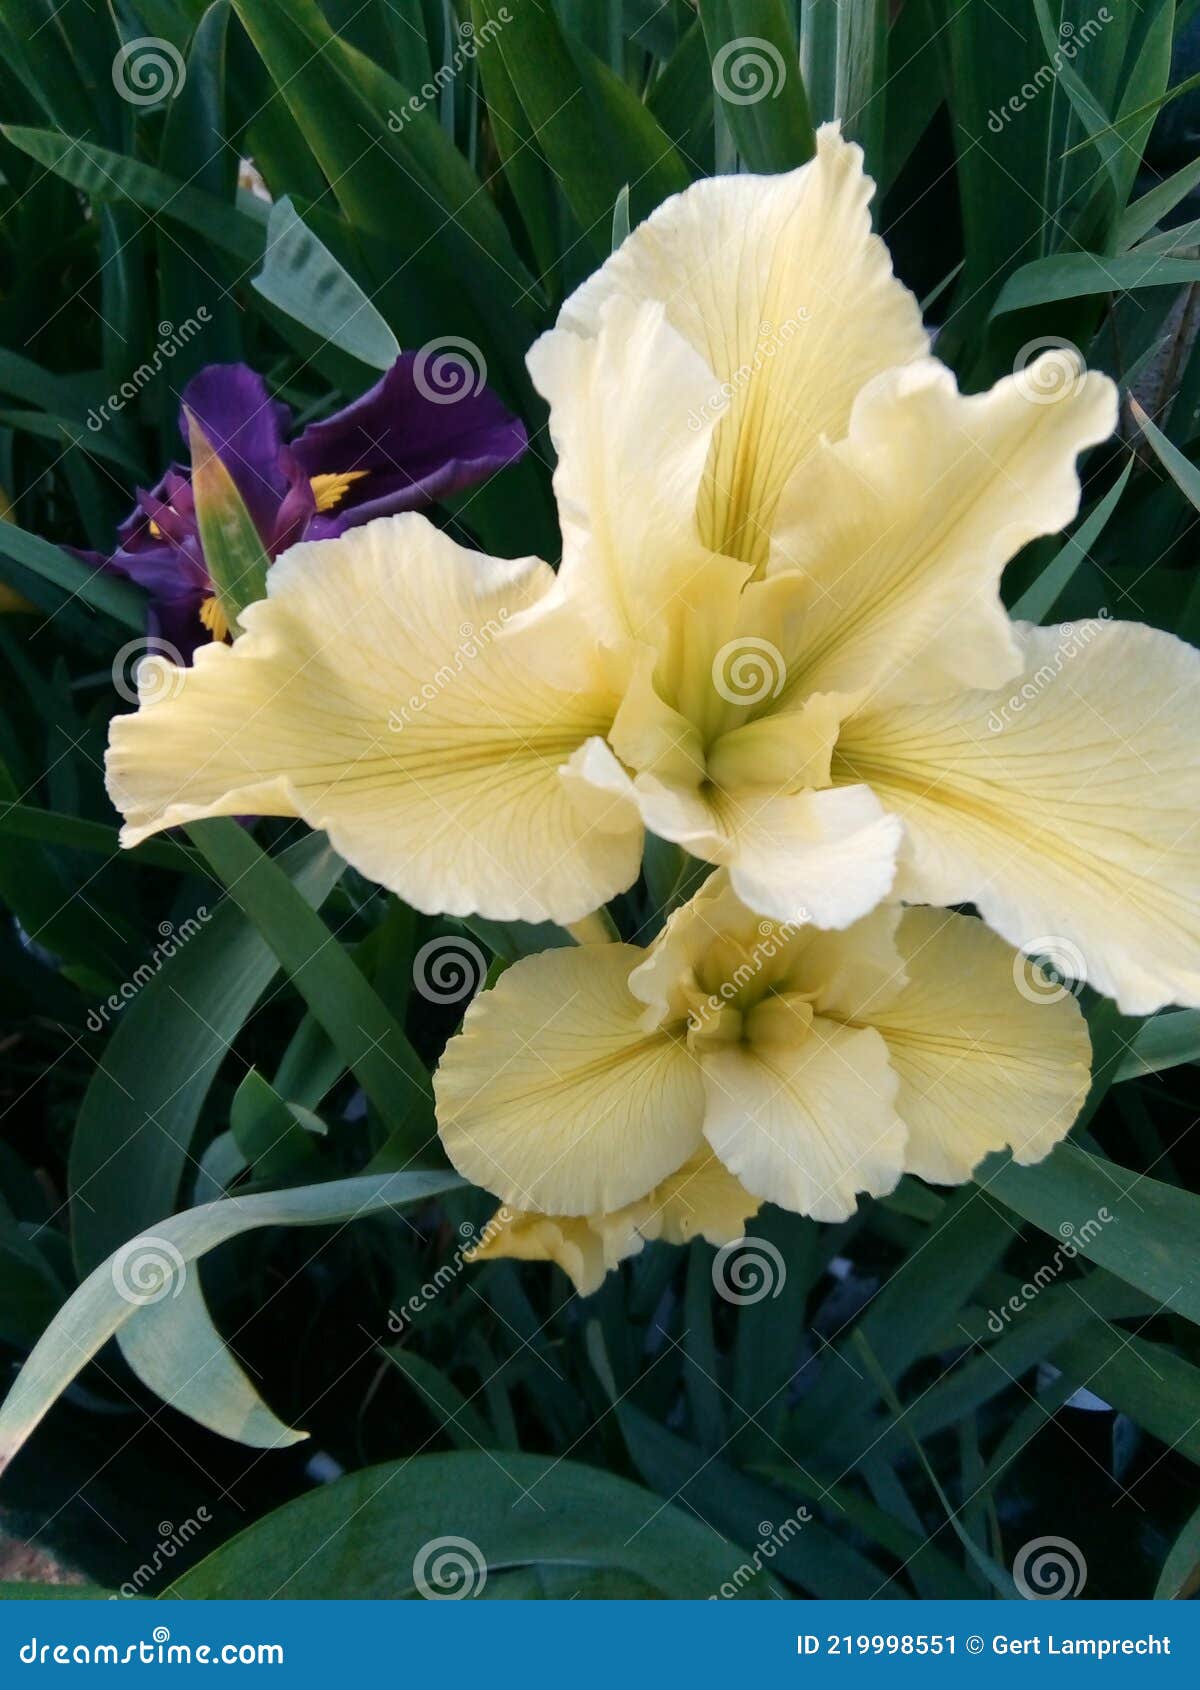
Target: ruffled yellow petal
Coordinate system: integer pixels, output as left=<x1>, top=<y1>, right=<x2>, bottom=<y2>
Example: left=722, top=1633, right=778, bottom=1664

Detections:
left=700, top=1021, right=905, bottom=1221
left=836, top=619, right=1200, bottom=1012
left=435, top=943, right=705, bottom=1216
left=525, top=298, right=722, bottom=645
left=770, top=357, right=1117, bottom=700
left=465, top=1152, right=759, bottom=1295
left=860, top=908, right=1090, bottom=1184
left=106, top=513, right=642, bottom=924
left=559, top=125, right=928, bottom=568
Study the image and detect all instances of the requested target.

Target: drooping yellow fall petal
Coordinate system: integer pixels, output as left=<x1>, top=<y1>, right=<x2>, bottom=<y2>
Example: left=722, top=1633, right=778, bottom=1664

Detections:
left=106, top=513, right=642, bottom=924
left=699, top=1022, right=906, bottom=1222
left=835, top=618, right=1200, bottom=1013
left=770, top=357, right=1117, bottom=700
left=435, top=943, right=706, bottom=1216
left=557, top=125, right=928, bottom=568
left=466, top=1151, right=760, bottom=1295
left=861, top=908, right=1091, bottom=1184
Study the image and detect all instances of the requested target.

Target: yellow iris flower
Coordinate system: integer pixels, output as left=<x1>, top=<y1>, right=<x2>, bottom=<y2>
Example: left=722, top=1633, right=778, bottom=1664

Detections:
left=107, top=126, right=1199, bottom=1011
left=437, top=874, right=1091, bottom=1293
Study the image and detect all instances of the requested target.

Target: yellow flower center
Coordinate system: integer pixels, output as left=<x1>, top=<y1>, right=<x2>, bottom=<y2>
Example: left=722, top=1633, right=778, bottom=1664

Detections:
left=199, top=594, right=231, bottom=643
left=309, top=469, right=369, bottom=513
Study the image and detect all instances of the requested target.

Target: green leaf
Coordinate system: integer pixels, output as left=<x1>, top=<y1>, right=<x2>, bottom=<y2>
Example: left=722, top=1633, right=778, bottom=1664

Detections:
left=1116, top=1010, right=1200, bottom=1080
left=188, top=820, right=435, bottom=1159
left=1119, top=158, right=1200, bottom=250
left=167, top=1451, right=768, bottom=1597
left=1157, top=1497, right=1200, bottom=1598
left=1130, top=396, right=1200, bottom=511
left=0, top=1169, right=463, bottom=1464
left=252, top=197, right=400, bottom=371
left=70, top=833, right=344, bottom=1274
left=0, top=516, right=142, bottom=629
left=1010, top=459, right=1132, bottom=624
left=185, top=411, right=269, bottom=628
left=698, top=0, right=814, bottom=173
left=983, top=1144, right=1200, bottom=1328
left=993, top=252, right=1200, bottom=316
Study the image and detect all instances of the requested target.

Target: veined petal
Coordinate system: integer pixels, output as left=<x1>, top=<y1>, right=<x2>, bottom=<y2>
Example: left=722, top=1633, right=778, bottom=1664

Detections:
left=558, top=126, right=928, bottom=568
left=465, top=1152, right=759, bottom=1295
left=526, top=298, right=723, bottom=644
left=771, top=358, right=1117, bottom=699
left=860, top=909, right=1090, bottom=1184
left=835, top=619, right=1200, bottom=1013
left=701, top=1021, right=905, bottom=1221
left=106, top=513, right=642, bottom=924
left=435, top=944, right=706, bottom=1216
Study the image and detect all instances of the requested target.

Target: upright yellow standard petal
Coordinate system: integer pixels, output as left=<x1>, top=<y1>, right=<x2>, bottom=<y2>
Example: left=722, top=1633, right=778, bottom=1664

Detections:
left=770, top=357, right=1117, bottom=699
left=835, top=619, right=1200, bottom=1013
left=557, top=126, right=928, bottom=567
left=106, top=514, right=642, bottom=924
left=435, top=944, right=706, bottom=1216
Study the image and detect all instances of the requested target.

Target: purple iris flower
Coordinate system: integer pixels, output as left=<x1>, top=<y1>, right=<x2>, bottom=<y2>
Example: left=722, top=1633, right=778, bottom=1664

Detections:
left=92, top=358, right=527, bottom=658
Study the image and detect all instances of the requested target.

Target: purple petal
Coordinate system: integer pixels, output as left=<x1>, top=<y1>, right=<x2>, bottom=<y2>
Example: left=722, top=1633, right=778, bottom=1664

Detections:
left=289, top=352, right=527, bottom=540
left=178, top=364, right=292, bottom=545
